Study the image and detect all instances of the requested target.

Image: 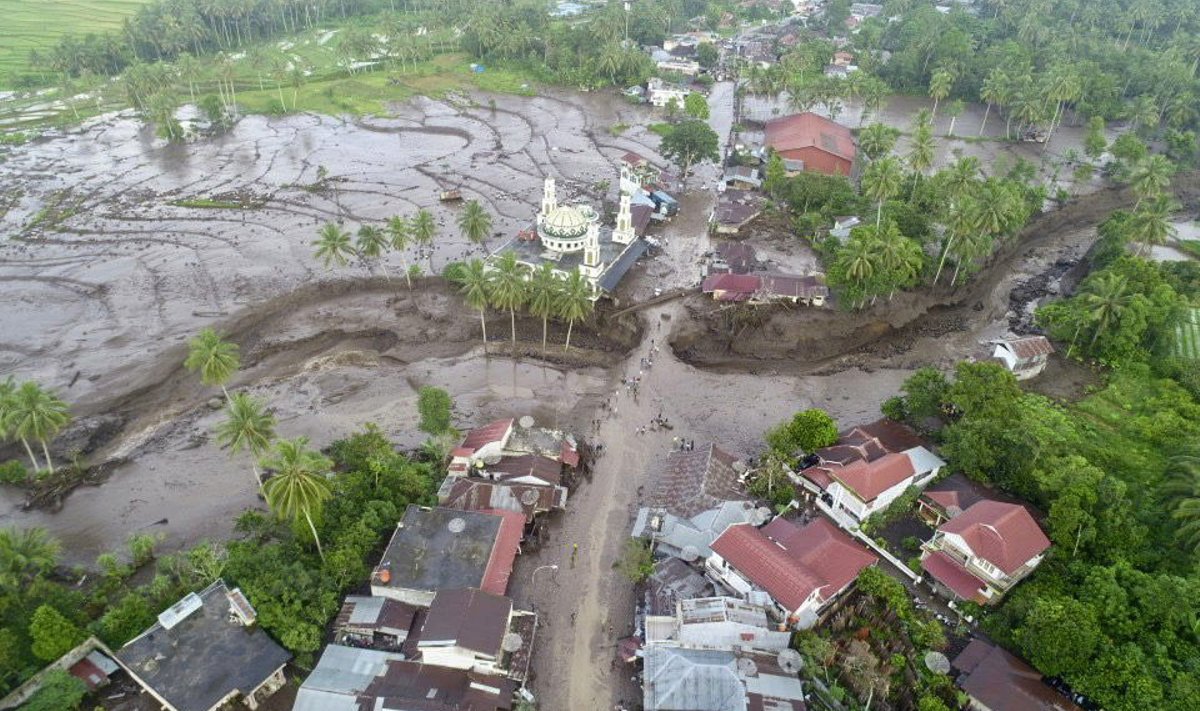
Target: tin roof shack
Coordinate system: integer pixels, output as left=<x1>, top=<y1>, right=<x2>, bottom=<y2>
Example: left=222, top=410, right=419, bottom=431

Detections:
left=951, top=640, right=1083, bottom=711
left=642, top=646, right=806, bottom=711
left=648, top=558, right=716, bottom=616
left=989, top=335, right=1054, bottom=380
left=645, top=597, right=790, bottom=652
left=333, top=596, right=422, bottom=651
left=115, top=580, right=290, bottom=711
left=294, top=646, right=515, bottom=711
left=439, top=478, right=568, bottom=526
left=372, top=506, right=524, bottom=606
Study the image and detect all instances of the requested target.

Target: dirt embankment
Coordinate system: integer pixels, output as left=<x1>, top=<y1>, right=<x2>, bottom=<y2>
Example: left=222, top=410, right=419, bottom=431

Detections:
left=2, top=276, right=642, bottom=474
left=672, top=171, right=1200, bottom=372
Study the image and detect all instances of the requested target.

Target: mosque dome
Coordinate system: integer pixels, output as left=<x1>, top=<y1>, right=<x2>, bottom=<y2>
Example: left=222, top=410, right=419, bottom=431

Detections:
left=541, top=205, right=590, bottom=241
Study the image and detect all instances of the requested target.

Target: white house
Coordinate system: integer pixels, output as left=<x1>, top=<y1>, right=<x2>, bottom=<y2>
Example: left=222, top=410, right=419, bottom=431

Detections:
left=803, top=446, right=945, bottom=525
left=921, top=500, right=1051, bottom=605
left=706, top=517, right=877, bottom=629
left=647, top=77, right=690, bottom=107
left=990, top=335, right=1054, bottom=380
left=644, top=596, right=791, bottom=652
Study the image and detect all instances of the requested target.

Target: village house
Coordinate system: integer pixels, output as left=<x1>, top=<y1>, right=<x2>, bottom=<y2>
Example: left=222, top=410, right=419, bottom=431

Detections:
left=631, top=444, right=762, bottom=560
left=706, top=517, right=879, bottom=628
left=796, top=418, right=945, bottom=525
left=764, top=112, right=857, bottom=176
left=294, top=646, right=515, bottom=711
left=647, top=76, right=691, bottom=106
left=701, top=272, right=829, bottom=306
left=642, top=645, right=806, bottom=710
left=416, top=588, right=537, bottom=683
left=921, top=500, right=1051, bottom=605
left=916, top=471, right=988, bottom=527
left=371, top=505, right=524, bottom=606
left=951, top=640, right=1083, bottom=711
left=645, top=596, right=791, bottom=652
left=707, top=241, right=758, bottom=275
left=439, top=478, right=567, bottom=527
left=722, top=165, right=762, bottom=190
left=829, top=215, right=862, bottom=242
left=647, top=557, right=716, bottom=616
left=115, top=580, right=290, bottom=711
left=989, top=335, right=1054, bottom=380
left=711, top=190, right=764, bottom=235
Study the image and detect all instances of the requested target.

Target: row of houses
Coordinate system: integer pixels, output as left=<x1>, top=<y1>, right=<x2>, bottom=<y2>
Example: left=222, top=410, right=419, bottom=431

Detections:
left=626, top=416, right=1079, bottom=711
left=294, top=416, right=581, bottom=710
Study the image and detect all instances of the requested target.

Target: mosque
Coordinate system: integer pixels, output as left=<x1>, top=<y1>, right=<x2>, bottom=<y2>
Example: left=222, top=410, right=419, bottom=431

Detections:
left=490, top=176, right=651, bottom=300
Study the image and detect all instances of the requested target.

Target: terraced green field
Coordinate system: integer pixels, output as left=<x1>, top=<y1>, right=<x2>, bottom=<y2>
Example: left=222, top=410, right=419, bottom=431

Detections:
left=0, top=0, right=154, bottom=85
left=1176, top=307, right=1200, bottom=360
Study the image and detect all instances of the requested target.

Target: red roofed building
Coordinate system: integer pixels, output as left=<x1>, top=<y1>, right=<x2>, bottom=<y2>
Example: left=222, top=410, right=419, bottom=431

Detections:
left=702, top=273, right=761, bottom=302
left=706, top=517, right=877, bottom=628
left=797, top=419, right=944, bottom=525
left=765, top=112, right=856, bottom=176
left=921, top=500, right=1050, bottom=605
left=450, top=419, right=515, bottom=475
left=952, top=640, right=1083, bottom=711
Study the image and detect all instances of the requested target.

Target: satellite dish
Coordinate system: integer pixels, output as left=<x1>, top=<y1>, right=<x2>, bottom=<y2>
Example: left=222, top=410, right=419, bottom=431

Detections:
left=519, top=415, right=535, bottom=429
left=680, top=545, right=700, bottom=562
left=520, top=489, right=540, bottom=506
left=448, top=517, right=466, bottom=533
left=924, top=651, right=951, bottom=675
left=777, top=649, right=804, bottom=674
left=736, top=657, right=758, bottom=676
left=502, top=633, right=524, bottom=652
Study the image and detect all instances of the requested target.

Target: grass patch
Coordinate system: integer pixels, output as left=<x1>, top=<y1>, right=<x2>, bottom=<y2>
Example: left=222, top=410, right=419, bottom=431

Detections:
left=170, top=198, right=256, bottom=209
left=609, top=122, right=630, bottom=136
left=648, top=122, right=674, bottom=137
left=1174, top=307, right=1200, bottom=360
left=0, top=0, right=155, bottom=86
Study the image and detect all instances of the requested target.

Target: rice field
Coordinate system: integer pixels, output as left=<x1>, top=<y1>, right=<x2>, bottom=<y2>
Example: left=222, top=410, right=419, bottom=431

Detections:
left=0, top=0, right=154, bottom=85
left=1174, top=307, right=1200, bottom=360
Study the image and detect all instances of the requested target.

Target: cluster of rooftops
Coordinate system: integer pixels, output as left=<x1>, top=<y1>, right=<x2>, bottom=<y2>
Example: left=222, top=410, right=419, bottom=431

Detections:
left=625, top=416, right=1076, bottom=711
left=33, top=417, right=575, bottom=711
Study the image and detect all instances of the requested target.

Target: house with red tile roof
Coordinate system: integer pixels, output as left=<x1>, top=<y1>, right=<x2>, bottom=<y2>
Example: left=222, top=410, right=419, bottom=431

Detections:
left=764, top=112, right=856, bottom=176
left=920, top=500, right=1051, bottom=605
left=797, top=419, right=945, bottom=525
left=449, top=419, right=515, bottom=475
left=951, top=640, right=1083, bottom=711
left=706, top=517, right=878, bottom=628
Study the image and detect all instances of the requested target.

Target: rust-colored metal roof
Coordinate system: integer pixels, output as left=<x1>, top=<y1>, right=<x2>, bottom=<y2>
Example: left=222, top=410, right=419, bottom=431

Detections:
left=710, top=518, right=877, bottom=612
left=941, top=501, right=1050, bottom=575
left=491, top=454, right=563, bottom=486
left=480, top=509, right=525, bottom=596
left=1000, top=335, right=1055, bottom=360
left=421, top=588, right=511, bottom=657
left=765, top=112, right=856, bottom=162
left=440, top=478, right=562, bottom=523
left=459, top=419, right=513, bottom=453
left=921, top=472, right=986, bottom=517
left=702, top=273, right=761, bottom=299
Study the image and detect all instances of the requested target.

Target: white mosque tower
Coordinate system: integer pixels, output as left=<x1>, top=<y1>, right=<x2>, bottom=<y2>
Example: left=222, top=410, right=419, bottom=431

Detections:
left=580, top=221, right=603, bottom=281
left=612, top=193, right=636, bottom=245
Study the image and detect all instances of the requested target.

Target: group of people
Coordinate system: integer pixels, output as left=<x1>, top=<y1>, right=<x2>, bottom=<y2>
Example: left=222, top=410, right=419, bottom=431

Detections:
left=673, top=437, right=697, bottom=451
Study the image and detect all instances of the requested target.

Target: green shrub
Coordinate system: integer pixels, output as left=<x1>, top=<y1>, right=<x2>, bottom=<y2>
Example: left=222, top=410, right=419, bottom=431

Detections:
left=0, top=460, right=29, bottom=485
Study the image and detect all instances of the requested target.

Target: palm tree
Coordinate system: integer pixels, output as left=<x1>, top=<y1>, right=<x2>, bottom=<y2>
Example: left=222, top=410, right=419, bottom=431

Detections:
left=558, top=269, right=594, bottom=352
left=906, top=121, right=936, bottom=199
left=215, top=392, right=276, bottom=489
left=1129, top=155, right=1175, bottom=208
left=313, top=222, right=355, bottom=269
left=943, top=156, right=981, bottom=202
left=184, top=327, right=240, bottom=399
left=411, top=209, right=437, bottom=271
left=0, top=527, right=61, bottom=589
left=874, top=221, right=923, bottom=300
left=386, top=216, right=413, bottom=289
left=857, top=123, right=898, bottom=162
left=0, top=377, right=16, bottom=461
left=489, top=252, right=528, bottom=352
left=260, top=437, right=333, bottom=562
left=3, top=382, right=71, bottom=474
left=458, top=200, right=493, bottom=251
left=835, top=235, right=878, bottom=309
left=928, top=69, right=953, bottom=120
left=1080, top=273, right=1131, bottom=347
left=528, top=262, right=561, bottom=353
left=457, top=259, right=492, bottom=351
left=979, top=68, right=1008, bottom=136
left=1128, top=196, right=1179, bottom=256
left=934, top=197, right=980, bottom=285
left=1162, top=449, right=1200, bottom=555
left=356, top=225, right=390, bottom=279
left=861, top=156, right=903, bottom=227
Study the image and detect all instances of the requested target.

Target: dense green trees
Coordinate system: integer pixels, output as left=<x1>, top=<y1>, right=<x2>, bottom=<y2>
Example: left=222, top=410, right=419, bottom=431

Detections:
left=659, top=119, right=720, bottom=178
left=765, top=409, right=838, bottom=457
